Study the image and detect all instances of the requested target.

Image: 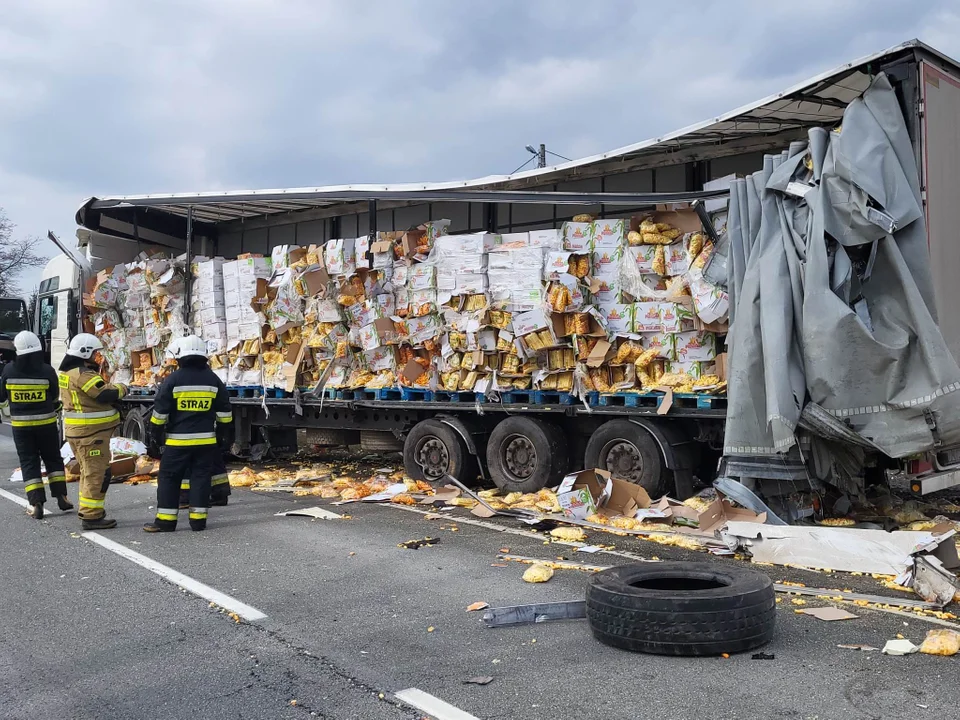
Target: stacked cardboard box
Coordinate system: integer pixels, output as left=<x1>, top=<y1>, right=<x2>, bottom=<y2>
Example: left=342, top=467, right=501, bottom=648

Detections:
left=85, top=253, right=190, bottom=388
left=89, top=206, right=729, bottom=401
left=221, top=256, right=272, bottom=386
left=191, top=258, right=228, bottom=358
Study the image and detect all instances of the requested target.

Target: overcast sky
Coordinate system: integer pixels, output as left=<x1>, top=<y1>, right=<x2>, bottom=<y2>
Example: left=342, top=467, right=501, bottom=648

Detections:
left=2, top=0, right=959, bottom=297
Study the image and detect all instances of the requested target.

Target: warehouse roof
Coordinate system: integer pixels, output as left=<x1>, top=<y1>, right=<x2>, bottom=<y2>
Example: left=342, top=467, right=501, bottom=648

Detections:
left=78, top=39, right=960, bottom=229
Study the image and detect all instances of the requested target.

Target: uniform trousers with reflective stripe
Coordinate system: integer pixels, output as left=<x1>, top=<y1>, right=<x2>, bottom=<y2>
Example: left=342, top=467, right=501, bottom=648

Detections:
left=156, top=444, right=219, bottom=530
left=179, top=452, right=230, bottom=506
left=68, top=428, right=114, bottom=520
left=13, top=424, right=67, bottom=505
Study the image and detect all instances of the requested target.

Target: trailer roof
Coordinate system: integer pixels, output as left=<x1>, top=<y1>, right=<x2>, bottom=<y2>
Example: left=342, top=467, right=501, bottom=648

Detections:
left=78, top=38, right=960, bottom=229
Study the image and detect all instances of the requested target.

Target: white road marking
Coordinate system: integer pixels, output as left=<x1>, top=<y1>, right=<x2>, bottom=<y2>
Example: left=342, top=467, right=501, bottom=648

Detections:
left=394, top=688, right=480, bottom=720
left=0, top=488, right=28, bottom=508
left=82, top=532, right=268, bottom=622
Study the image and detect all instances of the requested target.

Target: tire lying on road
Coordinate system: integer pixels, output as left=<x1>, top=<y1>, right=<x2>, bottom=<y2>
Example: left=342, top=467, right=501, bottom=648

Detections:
left=586, top=562, right=776, bottom=656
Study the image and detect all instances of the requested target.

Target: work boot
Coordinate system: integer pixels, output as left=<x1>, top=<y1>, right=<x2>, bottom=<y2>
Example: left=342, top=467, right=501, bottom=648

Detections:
left=82, top=517, right=117, bottom=530
left=26, top=502, right=43, bottom=520
left=189, top=519, right=207, bottom=532
left=143, top=522, right=175, bottom=533
left=210, top=497, right=228, bottom=507
left=56, top=495, right=74, bottom=512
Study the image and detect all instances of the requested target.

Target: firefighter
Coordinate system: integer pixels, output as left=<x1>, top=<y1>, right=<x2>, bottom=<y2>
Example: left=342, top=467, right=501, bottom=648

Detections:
left=0, top=331, right=72, bottom=519
left=179, top=456, right=231, bottom=510
left=145, top=335, right=231, bottom=532
left=168, top=339, right=233, bottom=510
left=59, top=333, right=127, bottom=529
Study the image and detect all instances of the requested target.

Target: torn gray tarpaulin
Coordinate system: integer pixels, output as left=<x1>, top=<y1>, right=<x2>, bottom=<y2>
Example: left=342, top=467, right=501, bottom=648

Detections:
left=722, top=73, right=960, bottom=492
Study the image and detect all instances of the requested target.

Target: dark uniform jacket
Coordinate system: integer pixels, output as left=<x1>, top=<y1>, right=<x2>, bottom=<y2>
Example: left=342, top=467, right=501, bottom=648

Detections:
left=150, top=366, right=232, bottom=445
left=0, top=362, right=60, bottom=428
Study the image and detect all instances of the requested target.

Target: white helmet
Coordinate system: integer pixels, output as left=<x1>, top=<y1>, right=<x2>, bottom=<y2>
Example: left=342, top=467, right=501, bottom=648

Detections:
left=165, top=336, right=182, bottom=360
left=173, top=335, right=207, bottom=360
left=66, top=333, right=104, bottom=359
left=14, top=331, right=42, bottom=356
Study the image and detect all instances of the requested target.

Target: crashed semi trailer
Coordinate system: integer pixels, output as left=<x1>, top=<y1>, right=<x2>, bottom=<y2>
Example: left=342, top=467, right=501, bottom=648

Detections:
left=52, top=39, right=960, bottom=501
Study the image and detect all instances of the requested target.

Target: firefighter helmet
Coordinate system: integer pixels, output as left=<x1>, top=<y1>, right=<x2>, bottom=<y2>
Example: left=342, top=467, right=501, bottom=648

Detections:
left=66, top=333, right=103, bottom=359
left=173, top=335, right=207, bottom=360
left=14, top=331, right=42, bottom=356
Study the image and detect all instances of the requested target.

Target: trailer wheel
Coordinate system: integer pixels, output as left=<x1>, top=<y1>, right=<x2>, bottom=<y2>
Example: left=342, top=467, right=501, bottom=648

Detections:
left=122, top=406, right=148, bottom=444
left=584, top=420, right=669, bottom=497
left=486, top=417, right=568, bottom=494
left=403, top=419, right=477, bottom=484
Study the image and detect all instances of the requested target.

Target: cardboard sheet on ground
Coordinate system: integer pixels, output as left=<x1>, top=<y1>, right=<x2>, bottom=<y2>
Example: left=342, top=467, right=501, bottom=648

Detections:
left=724, top=522, right=960, bottom=575
left=276, top=506, right=342, bottom=520
left=797, top=607, right=859, bottom=621
left=420, top=485, right=460, bottom=505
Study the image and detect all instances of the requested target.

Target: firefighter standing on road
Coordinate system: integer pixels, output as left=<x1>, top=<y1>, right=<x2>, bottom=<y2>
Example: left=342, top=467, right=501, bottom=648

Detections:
left=145, top=335, right=231, bottom=532
left=0, top=331, right=72, bottom=519
left=59, top=333, right=126, bottom=530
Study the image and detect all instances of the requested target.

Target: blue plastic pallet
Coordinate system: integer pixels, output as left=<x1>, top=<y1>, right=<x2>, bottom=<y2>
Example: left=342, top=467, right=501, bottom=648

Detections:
left=374, top=388, right=404, bottom=401
left=499, top=389, right=537, bottom=404
left=400, top=387, right=433, bottom=401
left=228, top=385, right=263, bottom=398
left=675, top=393, right=727, bottom=410
left=597, top=392, right=664, bottom=408
left=432, top=390, right=483, bottom=404
left=318, top=387, right=342, bottom=401
left=339, top=388, right=377, bottom=401
left=264, top=388, right=289, bottom=399
left=126, top=387, right=155, bottom=397
left=597, top=392, right=727, bottom=409
left=533, top=390, right=578, bottom=406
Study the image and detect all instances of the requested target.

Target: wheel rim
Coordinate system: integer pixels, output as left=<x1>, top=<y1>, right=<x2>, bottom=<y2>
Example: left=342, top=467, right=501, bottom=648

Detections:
left=600, top=439, right=644, bottom=483
left=415, top=435, right=450, bottom=480
left=501, top=434, right=537, bottom=481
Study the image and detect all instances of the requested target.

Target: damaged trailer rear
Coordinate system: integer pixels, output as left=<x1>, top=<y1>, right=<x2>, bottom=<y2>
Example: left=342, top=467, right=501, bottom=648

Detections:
left=713, top=55, right=960, bottom=514
left=64, top=39, right=960, bottom=509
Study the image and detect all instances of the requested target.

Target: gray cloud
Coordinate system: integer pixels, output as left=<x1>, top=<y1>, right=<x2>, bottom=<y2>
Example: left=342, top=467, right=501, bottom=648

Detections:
left=0, top=0, right=958, bottom=294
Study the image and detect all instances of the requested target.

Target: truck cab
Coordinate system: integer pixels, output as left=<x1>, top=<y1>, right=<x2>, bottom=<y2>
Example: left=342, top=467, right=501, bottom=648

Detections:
left=0, top=297, right=30, bottom=368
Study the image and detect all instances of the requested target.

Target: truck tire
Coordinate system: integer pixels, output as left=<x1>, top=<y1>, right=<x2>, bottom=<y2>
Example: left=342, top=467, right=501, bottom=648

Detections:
left=584, top=420, right=670, bottom=497
left=586, top=562, right=776, bottom=656
left=360, top=430, right=404, bottom=453
left=403, top=419, right=478, bottom=484
left=486, top=417, right=568, bottom=494
left=122, top=406, right=148, bottom=444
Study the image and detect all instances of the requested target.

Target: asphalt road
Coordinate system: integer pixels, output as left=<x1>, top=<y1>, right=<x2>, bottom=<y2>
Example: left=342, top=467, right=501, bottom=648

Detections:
left=1, top=433, right=958, bottom=720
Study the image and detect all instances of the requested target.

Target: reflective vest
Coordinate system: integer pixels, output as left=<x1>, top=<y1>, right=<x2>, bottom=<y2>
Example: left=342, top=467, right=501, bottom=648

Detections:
left=59, top=367, right=124, bottom=438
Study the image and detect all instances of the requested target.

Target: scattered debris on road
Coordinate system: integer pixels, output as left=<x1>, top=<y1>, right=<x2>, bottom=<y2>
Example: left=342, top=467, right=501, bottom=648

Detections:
left=466, top=602, right=489, bottom=612
left=919, top=629, right=960, bottom=656
left=796, top=607, right=859, bottom=622
left=882, top=639, right=920, bottom=655
left=838, top=644, right=879, bottom=651
left=751, top=652, right=775, bottom=660
left=398, top=537, right=440, bottom=550
left=276, top=506, right=342, bottom=520
left=522, top=564, right=554, bottom=583
left=462, top=677, right=494, bottom=686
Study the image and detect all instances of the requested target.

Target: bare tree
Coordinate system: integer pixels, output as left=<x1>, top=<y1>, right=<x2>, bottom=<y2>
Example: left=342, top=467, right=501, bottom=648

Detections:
left=0, top=209, right=46, bottom=297
left=26, top=285, right=39, bottom=330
